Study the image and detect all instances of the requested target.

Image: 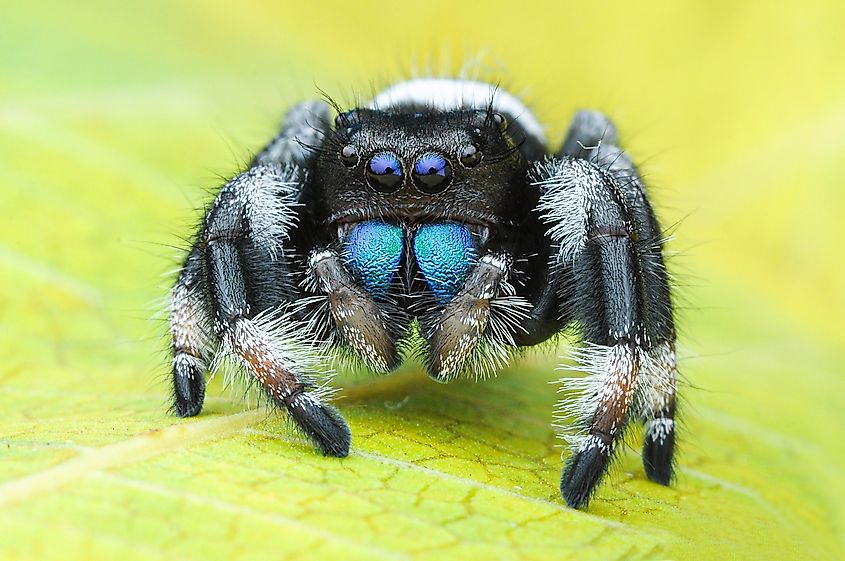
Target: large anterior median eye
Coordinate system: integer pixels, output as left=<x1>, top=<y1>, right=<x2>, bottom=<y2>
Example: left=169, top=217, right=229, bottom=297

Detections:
left=412, top=152, right=452, bottom=194
left=366, top=152, right=403, bottom=193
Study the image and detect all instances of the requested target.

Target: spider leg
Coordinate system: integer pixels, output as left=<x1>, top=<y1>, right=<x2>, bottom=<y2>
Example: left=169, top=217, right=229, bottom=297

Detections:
left=639, top=341, right=677, bottom=485
left=170, top=243, right=215, bottom=417
left=563, top=115, right=679, bottom=486
left=253, top=100, right=331, bottom=167
left=169, top=99, right=333, bottom=419
left=201, top=164, right=350, bottom=457
left=506, top=110, right=623, bottom=347
left=559, top=109, right=618, bottom=158
left=535, top=150, right=677, bottom=507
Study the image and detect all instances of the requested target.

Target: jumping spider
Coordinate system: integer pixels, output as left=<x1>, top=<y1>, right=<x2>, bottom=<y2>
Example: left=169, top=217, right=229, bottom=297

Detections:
left=169, top=78, right=678, bottom=508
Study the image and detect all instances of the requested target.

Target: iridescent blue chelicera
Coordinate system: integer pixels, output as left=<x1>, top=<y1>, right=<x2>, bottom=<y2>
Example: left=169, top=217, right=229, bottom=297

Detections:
left=413, top=222, right=476, bottom=303
left=343, top=220, right=404, bottom=297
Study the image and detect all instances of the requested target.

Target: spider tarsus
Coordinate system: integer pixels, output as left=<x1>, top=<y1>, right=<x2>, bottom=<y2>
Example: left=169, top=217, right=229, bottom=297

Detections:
left=172, top=358, right=206, bottom=418
left=173, top=386, right=204, bottom=417
left=560, top=445, right=610, bottom=509
left=174, top=399, right=203, bottom=418
left=643, top=424, right=676, bottom=486
left=288, top=394, right=351, bottom=458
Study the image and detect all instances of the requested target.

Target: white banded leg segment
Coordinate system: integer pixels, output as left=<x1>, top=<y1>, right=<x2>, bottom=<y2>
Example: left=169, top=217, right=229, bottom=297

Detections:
left=638, top=341, right=677, bottom=418
left=558, top=343, right=641, bottom=446
left=639, top=341, right=678, bottom=484
left=588, top=343, right=640, bottom=440
left=645, top=418, right=675, bottom=446
left=224, top=317, right=307, bottom=403
left=170, top=246, right=215, bottom=417
left=223, top=316, right=350, bottom=457
left=559, top=342, right=640, bottom=508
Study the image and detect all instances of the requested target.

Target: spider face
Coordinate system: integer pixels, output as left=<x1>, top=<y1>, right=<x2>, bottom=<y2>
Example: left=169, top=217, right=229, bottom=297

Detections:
left=313, top=108, right=531, bottom=243
left=169, top=78, right=680, bottom=510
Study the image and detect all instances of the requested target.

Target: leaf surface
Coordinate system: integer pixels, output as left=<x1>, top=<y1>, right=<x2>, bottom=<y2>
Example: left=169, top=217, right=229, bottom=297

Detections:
left=1, top=2, right=844, bottom=560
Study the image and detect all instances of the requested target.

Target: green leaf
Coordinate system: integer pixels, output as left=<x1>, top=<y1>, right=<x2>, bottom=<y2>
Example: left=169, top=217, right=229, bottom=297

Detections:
left=1, top=2, right=844, bottom=560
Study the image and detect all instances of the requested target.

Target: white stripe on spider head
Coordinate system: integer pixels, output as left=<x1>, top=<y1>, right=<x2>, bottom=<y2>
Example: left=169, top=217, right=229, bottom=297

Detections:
left=370, top=78, right=546, bottom=146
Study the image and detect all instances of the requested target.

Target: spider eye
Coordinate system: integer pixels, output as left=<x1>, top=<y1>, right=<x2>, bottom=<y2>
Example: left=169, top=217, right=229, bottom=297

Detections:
left=412, top=153, right=452, bottom=194
left=340, top=145, right=359, bottom=167
left=366, top=152, right=403, bottom=193
left=459, top=144, right=481, bottom=168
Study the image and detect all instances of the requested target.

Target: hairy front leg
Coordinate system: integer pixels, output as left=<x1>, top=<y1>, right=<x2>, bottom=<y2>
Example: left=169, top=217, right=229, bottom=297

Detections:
left=537, top=154, right=677, bottom=507
left=558, top=239, right=642, bottom=509
left=562, top=111, right=680, bottom=486
left=203, top=165, right=350, bottom=457
left=169, top=98, right=333, bottom=419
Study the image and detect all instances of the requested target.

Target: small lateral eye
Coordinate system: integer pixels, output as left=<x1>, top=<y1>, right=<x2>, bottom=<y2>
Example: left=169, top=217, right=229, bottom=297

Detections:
left=492, top=112, right=507, bottom=130
left=340, top=145, right=359, bottom=167
left=459, top=144, right=481, bottom=168
left=366, top=152, right=403, bottom=193
left=412, top=153, right=452, bottom=194
left=335, top=110, right=357, bottom=128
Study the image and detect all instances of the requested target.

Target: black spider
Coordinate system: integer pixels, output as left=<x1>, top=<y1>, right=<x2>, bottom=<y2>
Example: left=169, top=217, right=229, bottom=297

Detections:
left=168, top=78, right=679, bottom=509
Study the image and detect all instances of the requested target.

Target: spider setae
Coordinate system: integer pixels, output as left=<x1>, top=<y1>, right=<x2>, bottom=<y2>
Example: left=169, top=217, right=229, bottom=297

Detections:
left=169, top=78, right=679, bottom=508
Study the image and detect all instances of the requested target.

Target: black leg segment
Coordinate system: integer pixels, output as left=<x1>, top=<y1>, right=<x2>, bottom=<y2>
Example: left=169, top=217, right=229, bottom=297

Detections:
left=201, top=165, right=351, bottom=457
left=535, top=142, right=678, bottom=507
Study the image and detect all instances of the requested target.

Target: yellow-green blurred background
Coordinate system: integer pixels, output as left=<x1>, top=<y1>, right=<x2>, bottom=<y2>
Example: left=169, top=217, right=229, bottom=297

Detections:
left=1, top=1, right=843, bottom=560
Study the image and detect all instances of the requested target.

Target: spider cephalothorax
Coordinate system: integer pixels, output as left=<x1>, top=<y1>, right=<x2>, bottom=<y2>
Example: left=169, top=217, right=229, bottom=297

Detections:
left=168, top=78, right=679, bottom=509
